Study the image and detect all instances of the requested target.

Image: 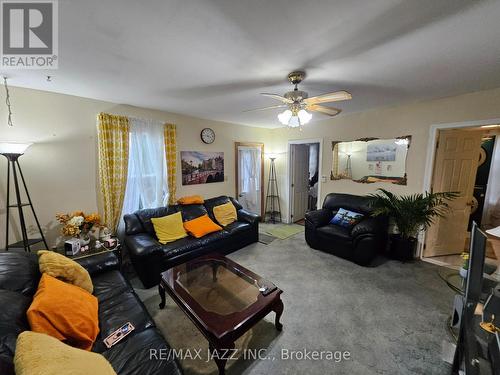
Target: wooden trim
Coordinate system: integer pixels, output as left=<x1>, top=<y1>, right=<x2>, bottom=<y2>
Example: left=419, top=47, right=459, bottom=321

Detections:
left=234, top=142, right=265, bottom=218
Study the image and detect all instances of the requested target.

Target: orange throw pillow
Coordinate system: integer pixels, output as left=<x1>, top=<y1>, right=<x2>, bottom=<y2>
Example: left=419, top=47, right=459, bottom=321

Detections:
left=177, top=195, right=204, bottom=205
left=183, top=214, right=222, bottom=238
left=27, top=274, right=99, bottom=351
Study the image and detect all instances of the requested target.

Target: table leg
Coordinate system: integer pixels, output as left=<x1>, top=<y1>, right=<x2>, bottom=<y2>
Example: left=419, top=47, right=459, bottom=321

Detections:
left=273, top=297, right=284, bottom=331
left=209, top=341, right=235, bottom=375
left=158, top=282, right=166, bottom=309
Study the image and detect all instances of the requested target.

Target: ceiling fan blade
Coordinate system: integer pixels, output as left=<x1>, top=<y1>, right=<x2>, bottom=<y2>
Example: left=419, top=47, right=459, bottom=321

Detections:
left=243, top=104, right=288, bottom=113
left=261, top=93, right=294, bottom=104
left=304, top=90, right=352, bottom=105
left=307, top=104, right=342, bottom=116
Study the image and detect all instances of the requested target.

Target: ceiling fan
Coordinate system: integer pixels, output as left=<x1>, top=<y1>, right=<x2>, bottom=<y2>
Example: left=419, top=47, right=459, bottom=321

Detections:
left=247, top=71, right=352, bottom=128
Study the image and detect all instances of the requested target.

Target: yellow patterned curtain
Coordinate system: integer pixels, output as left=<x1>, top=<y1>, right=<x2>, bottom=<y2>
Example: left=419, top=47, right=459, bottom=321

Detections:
left=164, top=123, right=177, bottom=205
left=97, top=113, right=130, bottom=231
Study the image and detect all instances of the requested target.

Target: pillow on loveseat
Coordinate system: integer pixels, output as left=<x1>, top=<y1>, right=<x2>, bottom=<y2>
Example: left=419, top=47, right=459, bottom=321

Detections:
left=38, top=250, right=93, bottom=293
left=329, top=208, right=364, bottom=228
left=213, top=201, right=237, bottom=226
left=14, top=331, right=116, bottom=375
left=27, top=273, right=99, bottom=351
left=183, top=214, right=222, bottom=238
left=151, top=212, right=188, bottom=244
left=177, top=195, right=204, bottom=205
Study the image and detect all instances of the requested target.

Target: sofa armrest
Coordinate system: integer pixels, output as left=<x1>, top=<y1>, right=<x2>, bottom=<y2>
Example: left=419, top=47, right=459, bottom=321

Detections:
left=237, top=209, right=260, bottom=224
left=351, top=216, right=387, bottom=238
left=305, top=209, right=332, bottom=228
left=75, top=252, right=120, bottom=276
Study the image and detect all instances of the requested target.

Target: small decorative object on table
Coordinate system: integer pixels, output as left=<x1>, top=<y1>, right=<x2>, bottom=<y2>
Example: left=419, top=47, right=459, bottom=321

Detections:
left=56, top=211, right=102, bottom=246
left=459, top=252, right=469, bottom=278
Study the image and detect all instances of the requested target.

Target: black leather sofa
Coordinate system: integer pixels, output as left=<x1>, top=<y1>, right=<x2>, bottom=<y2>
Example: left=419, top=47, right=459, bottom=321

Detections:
left=124, top=196, right=260, bottom=288
left=0, top=251, right=181, bottom=375
left=305, top=193, right=388, bottom=265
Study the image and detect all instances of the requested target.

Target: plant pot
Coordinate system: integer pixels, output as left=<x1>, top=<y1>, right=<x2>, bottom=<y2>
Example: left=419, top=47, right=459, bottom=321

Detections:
left=390, top=234, right=417, bottom=261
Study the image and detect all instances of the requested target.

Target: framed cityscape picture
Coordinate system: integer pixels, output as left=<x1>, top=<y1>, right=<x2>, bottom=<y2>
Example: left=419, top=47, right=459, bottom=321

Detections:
left=181, top=151, right=224, bottom=185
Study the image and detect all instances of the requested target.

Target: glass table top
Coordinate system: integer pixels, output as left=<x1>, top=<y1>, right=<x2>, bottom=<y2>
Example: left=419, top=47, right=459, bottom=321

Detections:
left=174, top=258, right=262, bottom=316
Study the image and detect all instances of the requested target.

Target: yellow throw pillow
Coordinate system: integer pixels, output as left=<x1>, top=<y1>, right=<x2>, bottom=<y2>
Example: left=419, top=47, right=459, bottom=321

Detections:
left=37, top=250, right=93, bottom=294
left=151, top=212, right=188, bottom=244
left=213, top=202, right=237, bottom=226
left=15, top=331, right=116, bottom=375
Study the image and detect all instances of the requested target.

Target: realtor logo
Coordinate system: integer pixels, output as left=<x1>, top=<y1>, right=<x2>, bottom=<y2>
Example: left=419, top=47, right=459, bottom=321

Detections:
left=1, top=0, right=58, bottom=69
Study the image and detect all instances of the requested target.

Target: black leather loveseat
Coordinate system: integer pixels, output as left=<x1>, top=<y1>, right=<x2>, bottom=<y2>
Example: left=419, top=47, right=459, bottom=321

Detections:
left=0, top=251, right=181, bottom=375
left=305, top=193, right=388, bottom=265
left=124, top=195, right=260, bottom=288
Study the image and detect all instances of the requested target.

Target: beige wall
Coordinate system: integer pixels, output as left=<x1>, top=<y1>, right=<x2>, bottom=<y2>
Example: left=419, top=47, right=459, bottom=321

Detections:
left=268, top=87, right=500, bottom=222
left=0, top=86, right=270, bottom=247
left=1, top=85, right=500, bottom=247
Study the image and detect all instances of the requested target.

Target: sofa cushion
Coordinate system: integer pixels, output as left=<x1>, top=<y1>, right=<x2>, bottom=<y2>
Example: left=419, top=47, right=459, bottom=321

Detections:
left=14, top=331, right=116, bottom=375
left=123, top=213, right=144, bottom=235
left=322, top=193, right=373, bottom=215
left=135, top=206, right=178, bottom=236
left=125, top=233, right=163, bottom=259
left=0, top=290, right=31, bottom=367
left=178, top=204, right=208, bottom=222
left=102, top=328, right=180, bottom=375
left=317, top=224, right=352, bottom=242
left=91, top=271, right=132, bottom=303
left=94, top=291, right=155, bottom=353
left=223, top=221, right=251, bottom=235
left=0, top=253, right=40, bottom=296
left=160, top=237, right=204, bottom=259
left=27, top=274, right=99, bottom=351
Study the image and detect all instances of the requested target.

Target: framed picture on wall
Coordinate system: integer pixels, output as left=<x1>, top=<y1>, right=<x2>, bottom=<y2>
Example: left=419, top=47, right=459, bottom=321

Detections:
left=181, top=151, right=224, bottom=185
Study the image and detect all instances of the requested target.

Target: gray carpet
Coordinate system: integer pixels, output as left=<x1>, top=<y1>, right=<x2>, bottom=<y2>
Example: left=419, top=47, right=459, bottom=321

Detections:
left=133, top=233, right=455, bottom=375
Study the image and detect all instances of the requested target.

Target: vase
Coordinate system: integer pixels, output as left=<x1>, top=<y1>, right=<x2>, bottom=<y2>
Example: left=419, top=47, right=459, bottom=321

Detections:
left=459, top=267, right=468, bottom=278
left=79, top=232, right=91, bottom=246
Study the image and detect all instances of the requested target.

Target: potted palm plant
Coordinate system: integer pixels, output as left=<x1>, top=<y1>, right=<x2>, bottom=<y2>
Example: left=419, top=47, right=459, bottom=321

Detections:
left=368, top=189, right=457, bottom=261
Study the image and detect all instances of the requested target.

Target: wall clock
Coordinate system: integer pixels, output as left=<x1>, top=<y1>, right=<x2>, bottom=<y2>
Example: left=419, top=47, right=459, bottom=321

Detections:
left=201, top=128, right=215, bottom=144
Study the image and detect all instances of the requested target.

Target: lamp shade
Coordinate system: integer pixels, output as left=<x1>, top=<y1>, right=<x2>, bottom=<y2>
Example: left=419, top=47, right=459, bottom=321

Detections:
left=486, top=226, right=500, bottom=238
left=0, top=142, right=33, bottom=155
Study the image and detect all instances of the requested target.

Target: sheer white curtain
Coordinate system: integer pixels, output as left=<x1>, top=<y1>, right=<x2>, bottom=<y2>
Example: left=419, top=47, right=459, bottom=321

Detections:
left=118, top=117, right=167, bottom=235
left=238, top=147, right=260, bottom=213
left=484, top=138, right=500, bottom=228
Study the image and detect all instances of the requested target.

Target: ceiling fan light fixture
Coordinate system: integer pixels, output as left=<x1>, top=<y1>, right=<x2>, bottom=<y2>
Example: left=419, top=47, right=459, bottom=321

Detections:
left=278, top=109, right=292, bottom=125
left=298, top=109, right=312, bottom=125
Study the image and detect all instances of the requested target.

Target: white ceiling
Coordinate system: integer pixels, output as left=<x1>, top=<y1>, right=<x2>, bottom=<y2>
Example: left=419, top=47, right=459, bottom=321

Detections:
left=5, top=0, right=500, bottom=128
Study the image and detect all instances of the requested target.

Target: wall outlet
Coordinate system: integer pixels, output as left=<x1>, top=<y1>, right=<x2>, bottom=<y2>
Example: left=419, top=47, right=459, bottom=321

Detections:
left=321, top=175, right=327, bottom=183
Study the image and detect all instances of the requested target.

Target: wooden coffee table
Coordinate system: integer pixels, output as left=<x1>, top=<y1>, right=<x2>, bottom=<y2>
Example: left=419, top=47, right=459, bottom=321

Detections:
left=158, top=254, right=283, bottom=374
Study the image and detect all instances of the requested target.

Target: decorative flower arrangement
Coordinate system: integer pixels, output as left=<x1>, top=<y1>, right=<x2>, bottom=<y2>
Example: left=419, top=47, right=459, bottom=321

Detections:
left=56, top=211, right=101, bottom=237
left=461, top=252, right=470, bottom=270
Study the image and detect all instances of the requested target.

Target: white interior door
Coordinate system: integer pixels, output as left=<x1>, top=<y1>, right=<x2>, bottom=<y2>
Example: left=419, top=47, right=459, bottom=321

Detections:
left=236, top=144, right=263, bottom=215
left=291, top=144, right=310, bottom=222
left=424, top=129, right=483, bottom=257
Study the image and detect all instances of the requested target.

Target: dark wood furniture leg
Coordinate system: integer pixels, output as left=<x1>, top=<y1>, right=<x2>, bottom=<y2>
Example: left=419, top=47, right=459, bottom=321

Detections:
left=273, top=297, right=284, bottom=331
left=209, top=341, right=235, bottom=375
left=158, top=282, right=166, bottom=309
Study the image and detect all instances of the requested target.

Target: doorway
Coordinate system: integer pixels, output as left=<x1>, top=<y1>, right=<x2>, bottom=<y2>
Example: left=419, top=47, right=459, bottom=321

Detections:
left=423, top=122, right=500, bottom=267
left=235, top=142, right=264, bottom=216
left=288, top=139, right=322, bottom=224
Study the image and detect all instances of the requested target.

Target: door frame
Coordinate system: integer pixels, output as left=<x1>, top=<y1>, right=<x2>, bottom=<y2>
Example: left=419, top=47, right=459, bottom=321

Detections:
left=421, top=117, right=500, bottom=262
left=234, top=142, right=265, bottom=217
left=287, top=138, right=323, bottom=224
